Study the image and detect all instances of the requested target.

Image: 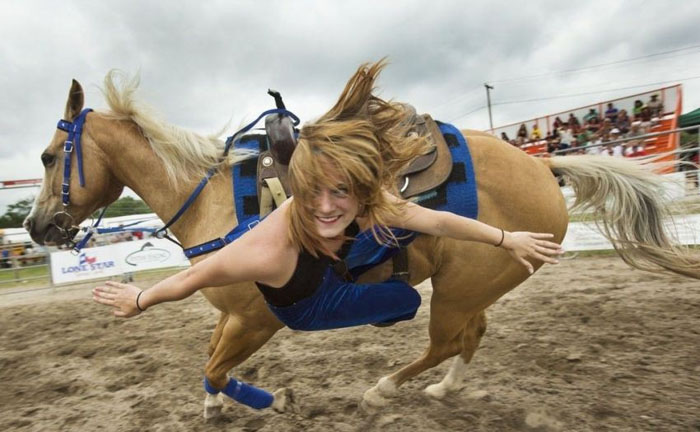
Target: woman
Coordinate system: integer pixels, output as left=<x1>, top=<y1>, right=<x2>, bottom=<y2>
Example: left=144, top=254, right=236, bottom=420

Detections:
left=93, top=61, right=563, bottom=330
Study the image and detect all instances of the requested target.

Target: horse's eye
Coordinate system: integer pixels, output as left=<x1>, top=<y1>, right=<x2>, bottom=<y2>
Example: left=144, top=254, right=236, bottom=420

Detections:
left=41, top=153, right=56, bottom=167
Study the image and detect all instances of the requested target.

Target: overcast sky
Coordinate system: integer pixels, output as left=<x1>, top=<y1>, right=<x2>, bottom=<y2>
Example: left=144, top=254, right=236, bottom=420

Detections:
left=2, top=0, right=700, bottom=213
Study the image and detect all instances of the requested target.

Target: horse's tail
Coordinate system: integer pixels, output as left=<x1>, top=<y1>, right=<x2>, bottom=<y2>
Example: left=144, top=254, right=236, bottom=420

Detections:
left=544, top=155, right=700, bottom=279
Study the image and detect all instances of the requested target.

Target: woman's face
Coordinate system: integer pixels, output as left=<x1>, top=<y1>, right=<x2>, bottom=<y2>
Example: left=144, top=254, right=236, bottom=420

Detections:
left=312, top=183, right=359, bottom=239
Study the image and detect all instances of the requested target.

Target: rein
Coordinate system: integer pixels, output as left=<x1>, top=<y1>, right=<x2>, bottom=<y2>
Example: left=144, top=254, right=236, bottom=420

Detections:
left=55, top=105, right=299, bottom=255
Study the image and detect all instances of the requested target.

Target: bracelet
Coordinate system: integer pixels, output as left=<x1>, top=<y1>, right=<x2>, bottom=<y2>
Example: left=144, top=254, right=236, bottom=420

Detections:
left=494, top=229, right=505, bottom=247
left=136, top=290, right=146, bottom=312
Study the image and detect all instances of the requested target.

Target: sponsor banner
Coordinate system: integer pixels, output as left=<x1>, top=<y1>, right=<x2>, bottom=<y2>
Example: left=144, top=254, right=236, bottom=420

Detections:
left=50, top=239, right=189, bottom=285
left=563, top=214, right=700, bottom=251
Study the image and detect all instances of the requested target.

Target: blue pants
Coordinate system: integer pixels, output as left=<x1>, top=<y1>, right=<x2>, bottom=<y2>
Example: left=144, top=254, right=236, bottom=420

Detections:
left=266, top=267, right=421, bottom=331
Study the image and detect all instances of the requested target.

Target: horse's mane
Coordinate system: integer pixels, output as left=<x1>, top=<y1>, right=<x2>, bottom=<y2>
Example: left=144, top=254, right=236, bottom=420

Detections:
left=100, top=70, right=256, bottom=188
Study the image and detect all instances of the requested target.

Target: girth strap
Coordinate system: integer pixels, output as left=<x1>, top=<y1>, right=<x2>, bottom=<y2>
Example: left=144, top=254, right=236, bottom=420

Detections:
left=259, top=177, right=287, bottom=217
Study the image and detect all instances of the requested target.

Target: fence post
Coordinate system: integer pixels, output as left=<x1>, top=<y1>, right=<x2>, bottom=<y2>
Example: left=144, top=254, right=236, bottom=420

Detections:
left=46, top=251, right=55, bottom=293
left=11, top=256, right=20, bottom=284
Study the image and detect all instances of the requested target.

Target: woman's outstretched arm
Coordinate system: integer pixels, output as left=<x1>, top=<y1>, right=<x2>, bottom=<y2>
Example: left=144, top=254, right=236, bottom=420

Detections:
left=92, top=210, right=291, bottom=318
left=386, top=193, right=563, bottom=273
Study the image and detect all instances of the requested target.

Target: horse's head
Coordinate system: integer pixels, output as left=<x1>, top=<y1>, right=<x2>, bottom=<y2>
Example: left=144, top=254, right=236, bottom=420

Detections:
left=24, top=80, right=124, bottom=246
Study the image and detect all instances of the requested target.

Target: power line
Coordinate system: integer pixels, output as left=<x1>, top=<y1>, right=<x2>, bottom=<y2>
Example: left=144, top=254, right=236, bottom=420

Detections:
left=492, top=74, right=700, bottom=106
left=489, top=44, right=700, bottom=85
left=448, top=104, right=487, bottom=123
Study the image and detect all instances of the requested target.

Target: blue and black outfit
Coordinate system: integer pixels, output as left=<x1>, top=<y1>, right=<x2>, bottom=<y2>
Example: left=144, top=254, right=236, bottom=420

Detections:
left=204, top=223, right=421, bottom=409
left=256, top=222, right=421, bottom=331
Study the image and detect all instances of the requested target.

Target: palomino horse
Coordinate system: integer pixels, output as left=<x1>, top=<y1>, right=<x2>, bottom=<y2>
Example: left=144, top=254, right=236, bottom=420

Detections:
left=25, top=72, right=700, bottom=417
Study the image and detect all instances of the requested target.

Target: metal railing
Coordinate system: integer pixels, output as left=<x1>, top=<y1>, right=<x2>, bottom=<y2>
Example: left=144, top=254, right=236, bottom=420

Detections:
left=547, top=125, right=700, bottom=156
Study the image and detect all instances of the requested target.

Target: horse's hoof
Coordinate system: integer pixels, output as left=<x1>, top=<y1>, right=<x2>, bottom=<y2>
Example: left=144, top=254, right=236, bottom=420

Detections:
left=424, top=383, right=447, bottom=399
left=272, top=387, right=297, bottom=413
left=362, top=386, right=389, bottom=408
left=203, top=393, right=224, bottom=419
left=360, top=398, right=381, bottom=414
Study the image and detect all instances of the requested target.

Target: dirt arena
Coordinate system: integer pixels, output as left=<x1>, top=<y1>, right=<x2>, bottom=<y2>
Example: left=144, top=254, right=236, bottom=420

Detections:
left=1, top=255, right=698, bottom=432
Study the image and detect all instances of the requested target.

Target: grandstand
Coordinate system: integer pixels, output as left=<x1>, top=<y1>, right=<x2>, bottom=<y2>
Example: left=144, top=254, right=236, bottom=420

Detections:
left=491, top=85, right=683, bottom=158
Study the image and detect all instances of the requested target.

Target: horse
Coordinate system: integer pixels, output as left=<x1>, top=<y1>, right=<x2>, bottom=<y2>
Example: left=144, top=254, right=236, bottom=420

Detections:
left=25, top=71, right=700, bottom=418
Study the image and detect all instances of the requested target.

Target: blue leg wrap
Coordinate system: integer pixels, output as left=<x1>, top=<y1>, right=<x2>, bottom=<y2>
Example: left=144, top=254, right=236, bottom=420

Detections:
left=203, top=377, right=220, bottom=395
left=223, top=377, right=274, bottom=409
left=203, top=377, right=273, bottom=409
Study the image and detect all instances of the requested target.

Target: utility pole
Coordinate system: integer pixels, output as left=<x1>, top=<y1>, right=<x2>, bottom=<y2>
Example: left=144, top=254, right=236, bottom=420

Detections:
left=484, top=83, right=494, bottom=133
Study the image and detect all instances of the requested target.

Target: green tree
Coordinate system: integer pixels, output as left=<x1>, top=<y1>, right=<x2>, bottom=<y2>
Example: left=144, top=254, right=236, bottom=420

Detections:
left=0, top=197, right=34, bottom=228
left=96, top=196, right=152, bottom=218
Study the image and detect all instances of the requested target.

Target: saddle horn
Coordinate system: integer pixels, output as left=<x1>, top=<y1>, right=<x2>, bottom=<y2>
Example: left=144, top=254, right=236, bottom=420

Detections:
left=265, top=89, right=296, bottom=165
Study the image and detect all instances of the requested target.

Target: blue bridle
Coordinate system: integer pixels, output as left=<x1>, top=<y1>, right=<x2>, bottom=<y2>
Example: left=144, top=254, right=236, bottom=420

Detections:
left=54, top=106, right=300, bottom=255
left=54, top=108, right=108, bottom=252
left=57, top=108, right=92, bottom=206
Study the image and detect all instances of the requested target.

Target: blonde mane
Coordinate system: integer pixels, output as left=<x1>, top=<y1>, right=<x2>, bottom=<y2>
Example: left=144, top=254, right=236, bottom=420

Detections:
left=100, top=70, right=256, bottom=187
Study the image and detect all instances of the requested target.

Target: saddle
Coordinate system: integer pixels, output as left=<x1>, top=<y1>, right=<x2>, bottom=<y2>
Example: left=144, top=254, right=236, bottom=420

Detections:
left=257, top=103, right=453, bottom=216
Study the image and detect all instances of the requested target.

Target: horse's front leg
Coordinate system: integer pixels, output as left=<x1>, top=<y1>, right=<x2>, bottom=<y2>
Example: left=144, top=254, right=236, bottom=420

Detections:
left=203, top=311, right=284, bottom=419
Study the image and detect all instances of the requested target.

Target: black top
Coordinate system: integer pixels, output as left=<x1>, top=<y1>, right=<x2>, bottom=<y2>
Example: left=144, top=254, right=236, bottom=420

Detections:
left=256, top=222, right=359, bottom=307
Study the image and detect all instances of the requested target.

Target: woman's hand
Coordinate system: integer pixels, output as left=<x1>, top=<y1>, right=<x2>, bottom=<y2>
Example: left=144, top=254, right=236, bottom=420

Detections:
left=92, top=281, right=144, bottom=318
left=502, top=232, right=563, bottom=274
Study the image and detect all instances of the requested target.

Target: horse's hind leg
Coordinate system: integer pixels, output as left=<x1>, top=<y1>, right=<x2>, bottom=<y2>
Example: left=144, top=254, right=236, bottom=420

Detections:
left=362, top=299, right=466, bottom=407
left=203, top=314, right=282, bottom=418
left=424, top=311, right=486, bottom=399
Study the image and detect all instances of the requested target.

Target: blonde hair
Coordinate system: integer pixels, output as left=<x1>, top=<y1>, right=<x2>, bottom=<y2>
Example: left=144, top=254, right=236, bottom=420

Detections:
left=287, top=60, right=432, bottom=257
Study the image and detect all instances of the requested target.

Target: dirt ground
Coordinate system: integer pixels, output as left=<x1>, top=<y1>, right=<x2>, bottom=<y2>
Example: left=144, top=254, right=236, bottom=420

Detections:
left=1, top=255, right=698, bottom=432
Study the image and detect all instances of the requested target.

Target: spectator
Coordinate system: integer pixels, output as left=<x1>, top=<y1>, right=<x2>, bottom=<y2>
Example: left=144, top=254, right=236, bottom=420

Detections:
left=639, top=106, right=653, bottom=131
left=599, top=118, right=613, bottom=137
left=558, top=123, right=574, bottom=149
left=624, top=139, right=647, bottom=157
left=530, top=123, right=542, bottom=140
left=627, top=121, right=645, bottom=149
left=553, top=116, right=563, bottom=130
left=616, top=109, right=631, bottom=134
left=516, top=123, right=528, bottom=145
left=633, top=100, right=644, bottom=120
left=586, top=132, right=602, bottom=155
left=647, top=94, right=664, bottom=118
left=610, top=129, right=624, bottom=157
left=604, top=103, right=619, bottom=123
left=1, top=248, right=9, bottom=269
left=577, top=129, right=590, bottom=148
left=583, top=108, right=601, bottom=131
left=568, top=113, right=581, bottom=133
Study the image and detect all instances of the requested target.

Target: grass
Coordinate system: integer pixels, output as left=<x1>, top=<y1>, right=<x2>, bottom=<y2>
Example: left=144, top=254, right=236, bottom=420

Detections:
left=0, top=265, right=50, bottom=285
left=0, top=265, right=184, bottom=292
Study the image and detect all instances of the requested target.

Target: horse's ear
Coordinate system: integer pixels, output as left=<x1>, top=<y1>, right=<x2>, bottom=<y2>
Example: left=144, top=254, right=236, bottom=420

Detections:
left=64, top=79, right=84, bottom=121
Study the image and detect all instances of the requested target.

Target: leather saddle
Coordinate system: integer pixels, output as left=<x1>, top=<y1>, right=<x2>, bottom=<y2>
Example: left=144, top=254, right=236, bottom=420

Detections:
left=257, top=103, right=453, bottom=217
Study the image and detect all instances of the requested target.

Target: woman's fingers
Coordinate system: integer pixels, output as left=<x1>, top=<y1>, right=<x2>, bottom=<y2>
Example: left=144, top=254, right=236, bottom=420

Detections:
left=534, top=245, right=561, bottom=259
left=532, top=251, right=559, bottom=264
left=536, top=240, right=563, bottom=250
left=517, top=256, right=534, bottom=274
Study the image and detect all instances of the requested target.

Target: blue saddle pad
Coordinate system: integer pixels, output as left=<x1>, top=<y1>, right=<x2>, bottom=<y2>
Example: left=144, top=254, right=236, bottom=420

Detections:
left=230, top=122, right=478, bottom=274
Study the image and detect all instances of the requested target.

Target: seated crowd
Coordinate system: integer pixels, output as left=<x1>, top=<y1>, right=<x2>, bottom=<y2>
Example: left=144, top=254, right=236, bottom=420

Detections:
left=501, top=94, right=665, bottom=157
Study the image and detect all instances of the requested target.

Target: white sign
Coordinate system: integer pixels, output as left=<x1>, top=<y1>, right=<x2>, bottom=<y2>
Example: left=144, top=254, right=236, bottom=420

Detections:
left=50, top=239, right=189, bottom=285
left=563, top=214, right=700, bottom=251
